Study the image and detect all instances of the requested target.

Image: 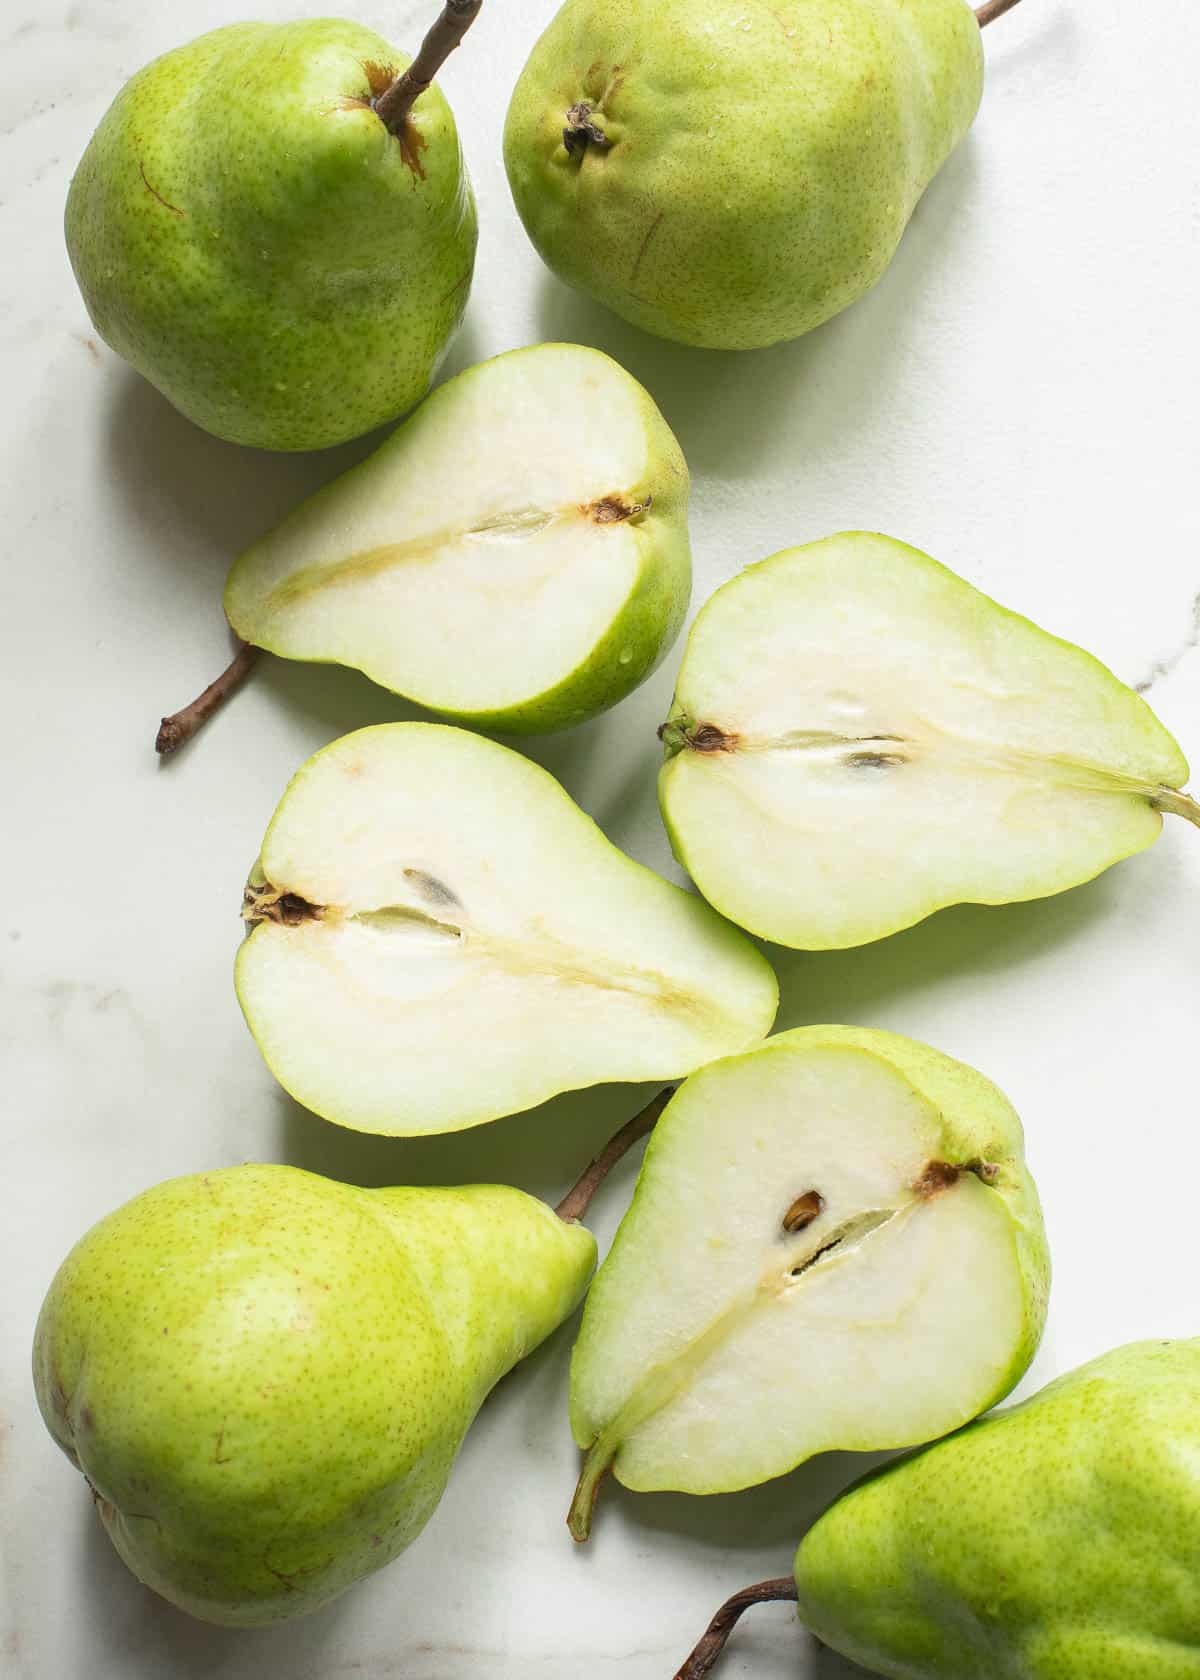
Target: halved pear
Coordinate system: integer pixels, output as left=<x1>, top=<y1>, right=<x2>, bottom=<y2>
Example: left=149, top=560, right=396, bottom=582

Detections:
left=567, top=1026, right=1048, bottom=1535
left=236, top=723, right=777, bottom=1135
left=659, top=533, right=1198, bottom=949
left=224, top=342, right=690, bottom=734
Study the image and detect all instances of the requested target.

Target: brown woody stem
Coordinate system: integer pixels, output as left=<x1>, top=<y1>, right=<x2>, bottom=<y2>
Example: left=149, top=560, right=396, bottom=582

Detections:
left=673, top=1580, right=800, bottom=1680
left=373, top=0, right=483, bottom=134
left=155, top=640, right=259, bottom=756
left=975, top=0, right=1024, bottom=24
left=554, top=1087, right=673, bottom=1224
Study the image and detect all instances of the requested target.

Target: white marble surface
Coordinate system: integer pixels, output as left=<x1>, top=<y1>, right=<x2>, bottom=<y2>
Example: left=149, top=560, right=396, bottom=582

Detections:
left=2, top=0, right=1199, bottom=1675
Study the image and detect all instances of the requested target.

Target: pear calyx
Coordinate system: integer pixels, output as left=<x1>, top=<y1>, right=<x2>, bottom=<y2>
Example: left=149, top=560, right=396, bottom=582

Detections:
left=914, top=1157, right=1000, bottom=1197
left=563, top=102, right=612, bottom=158
left=372, top=0, right=483, bottom=135
left=672, top=1579, right=800, bottom=1680
left=658, top=716, right=739, bottom=757
left=242, top=884, right=325, bottom=928
left=588, top=493, right=650, bottom=523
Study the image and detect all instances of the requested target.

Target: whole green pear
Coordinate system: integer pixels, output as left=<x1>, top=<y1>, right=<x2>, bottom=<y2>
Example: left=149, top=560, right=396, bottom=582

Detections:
left=792, top=1339, right=1200, bottom=1677
left=33, top=1163, right=594, bottom=1624
left=677, top=1339, right=1200, bottom=1678
left=66, top=15, right=478, bottom=449
left=503, top=0, right=984, bottom=349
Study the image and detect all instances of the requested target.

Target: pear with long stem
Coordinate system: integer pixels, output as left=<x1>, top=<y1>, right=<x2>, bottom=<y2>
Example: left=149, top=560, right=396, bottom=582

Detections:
left=33, top=1090, right=668, bottom=1626
left=156, top=343, right=692, bottom=754
left=672, top=1339, right=1200, bottom=1679
left=67, top=0, right=483, bottom=451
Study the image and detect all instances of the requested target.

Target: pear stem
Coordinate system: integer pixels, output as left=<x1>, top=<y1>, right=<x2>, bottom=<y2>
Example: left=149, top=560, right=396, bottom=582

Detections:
left=373, top=0, right=483, bottom=134
left=673, top=1579, right=800, bottom=1680
left=155, top=639, right=259, bottom=756
left=975, top=0, right=1024, bottom=25
left=553, top=1087, right=673, bottom=1225
left=566, top=1438, right=615, bottom=1542
left=1154, top=786, right=1200, bottom=829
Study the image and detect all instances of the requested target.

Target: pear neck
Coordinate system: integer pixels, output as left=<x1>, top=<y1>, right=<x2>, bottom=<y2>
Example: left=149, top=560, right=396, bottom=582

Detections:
left=373, top=0, right=483, bottom=135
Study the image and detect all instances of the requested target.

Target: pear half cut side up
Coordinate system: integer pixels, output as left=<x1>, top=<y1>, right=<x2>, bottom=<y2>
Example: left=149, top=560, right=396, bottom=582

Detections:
left=567, top=1025, right=1048, bottom=1539
left=158, top=343, right=691, bottom=754
left=235, top=723, right=777, bottom=1136
left=658, top=532, right=1198, bottom=951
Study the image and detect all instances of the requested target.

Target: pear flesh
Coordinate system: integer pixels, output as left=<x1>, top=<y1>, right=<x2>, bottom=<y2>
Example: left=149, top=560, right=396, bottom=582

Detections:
left=660, top=533, right=1197, bottom=949
left=568, top=1026, right=1048, bottom=1531
left=793, top=1339, right=1200, bottom=1678
left=225, top=344, right=691, bottom=732
left=32, top=1163, right=596, bottom=1625
left=236, top=723, right=778, bottom=1136
left=503, top=0, right=983, bottom=349
left=66, top=18, right=477, bottom=450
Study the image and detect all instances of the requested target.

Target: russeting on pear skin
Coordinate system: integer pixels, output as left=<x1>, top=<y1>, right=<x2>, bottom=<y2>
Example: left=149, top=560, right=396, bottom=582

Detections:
left=66, top=6, right=480, bottom=449
left=236, top=723, right=777, bottom=1135
left=673, top=1339, right=1200, bottom=1679
left=158, top=343, right=691, bottom=752
left=659, top=533, right=1199, bottom=949
left=32, top=1102, right=667, bottom=1628
left=567, top=1026, right=1048, bottom=1538
left=503, top=0, right=1005, bottom=350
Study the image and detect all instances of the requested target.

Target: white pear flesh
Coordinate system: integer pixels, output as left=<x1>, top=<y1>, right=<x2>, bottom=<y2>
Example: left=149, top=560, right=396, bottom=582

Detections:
left=225, top=343, right=691, bottom=733
left=236, top=723, right=778, bottom=1135
left=659, top=533, right=1195, bottom=949
left=568, top=1027, right=1048, bottom=1525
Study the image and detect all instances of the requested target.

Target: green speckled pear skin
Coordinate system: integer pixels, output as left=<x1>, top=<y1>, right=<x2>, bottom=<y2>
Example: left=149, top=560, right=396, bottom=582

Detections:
left=32, top=1165, right=594, bottom=1625
left=794, top=1340, right=1200, bottom=1679
left=66, top=20, right=477, bottom=450
left=503, top=0, right=983, bottom=349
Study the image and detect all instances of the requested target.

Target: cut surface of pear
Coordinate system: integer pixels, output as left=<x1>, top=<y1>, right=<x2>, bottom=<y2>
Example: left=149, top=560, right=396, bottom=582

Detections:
left=224, top=343, right=690, bottom=734
left=236, top=723, right=777, bottom=1136
left=568, top=1026, right=1048, bottom=1532
left=34, top=1161, right=597, bottom=1625
left=660, top=533, right=1197, bottom=949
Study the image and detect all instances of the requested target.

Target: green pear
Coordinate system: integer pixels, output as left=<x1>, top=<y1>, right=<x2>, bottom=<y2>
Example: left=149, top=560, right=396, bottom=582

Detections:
left=567, top=1026, right=1048, bottom=1539
left=32, top=1109, right=668, bottom=1626
left=158, top=343, right=691, bottom=752
left=503, top=0, right=998, bottom=350
left=673, top=1339, right=1200, bottom=1679
left=66, top=5, right=481, bottom=450
left=659, top=533, right=1199, bottom=950
left=236, top=722, right=778, bottom=1136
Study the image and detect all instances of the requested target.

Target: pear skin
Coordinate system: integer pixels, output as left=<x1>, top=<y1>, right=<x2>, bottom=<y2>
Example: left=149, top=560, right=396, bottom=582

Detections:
left=33, top=1164, right=595, bottom=1625
left=66, top=17, right=477, bottom=449
left=504, top=0, right=983, bottom=348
